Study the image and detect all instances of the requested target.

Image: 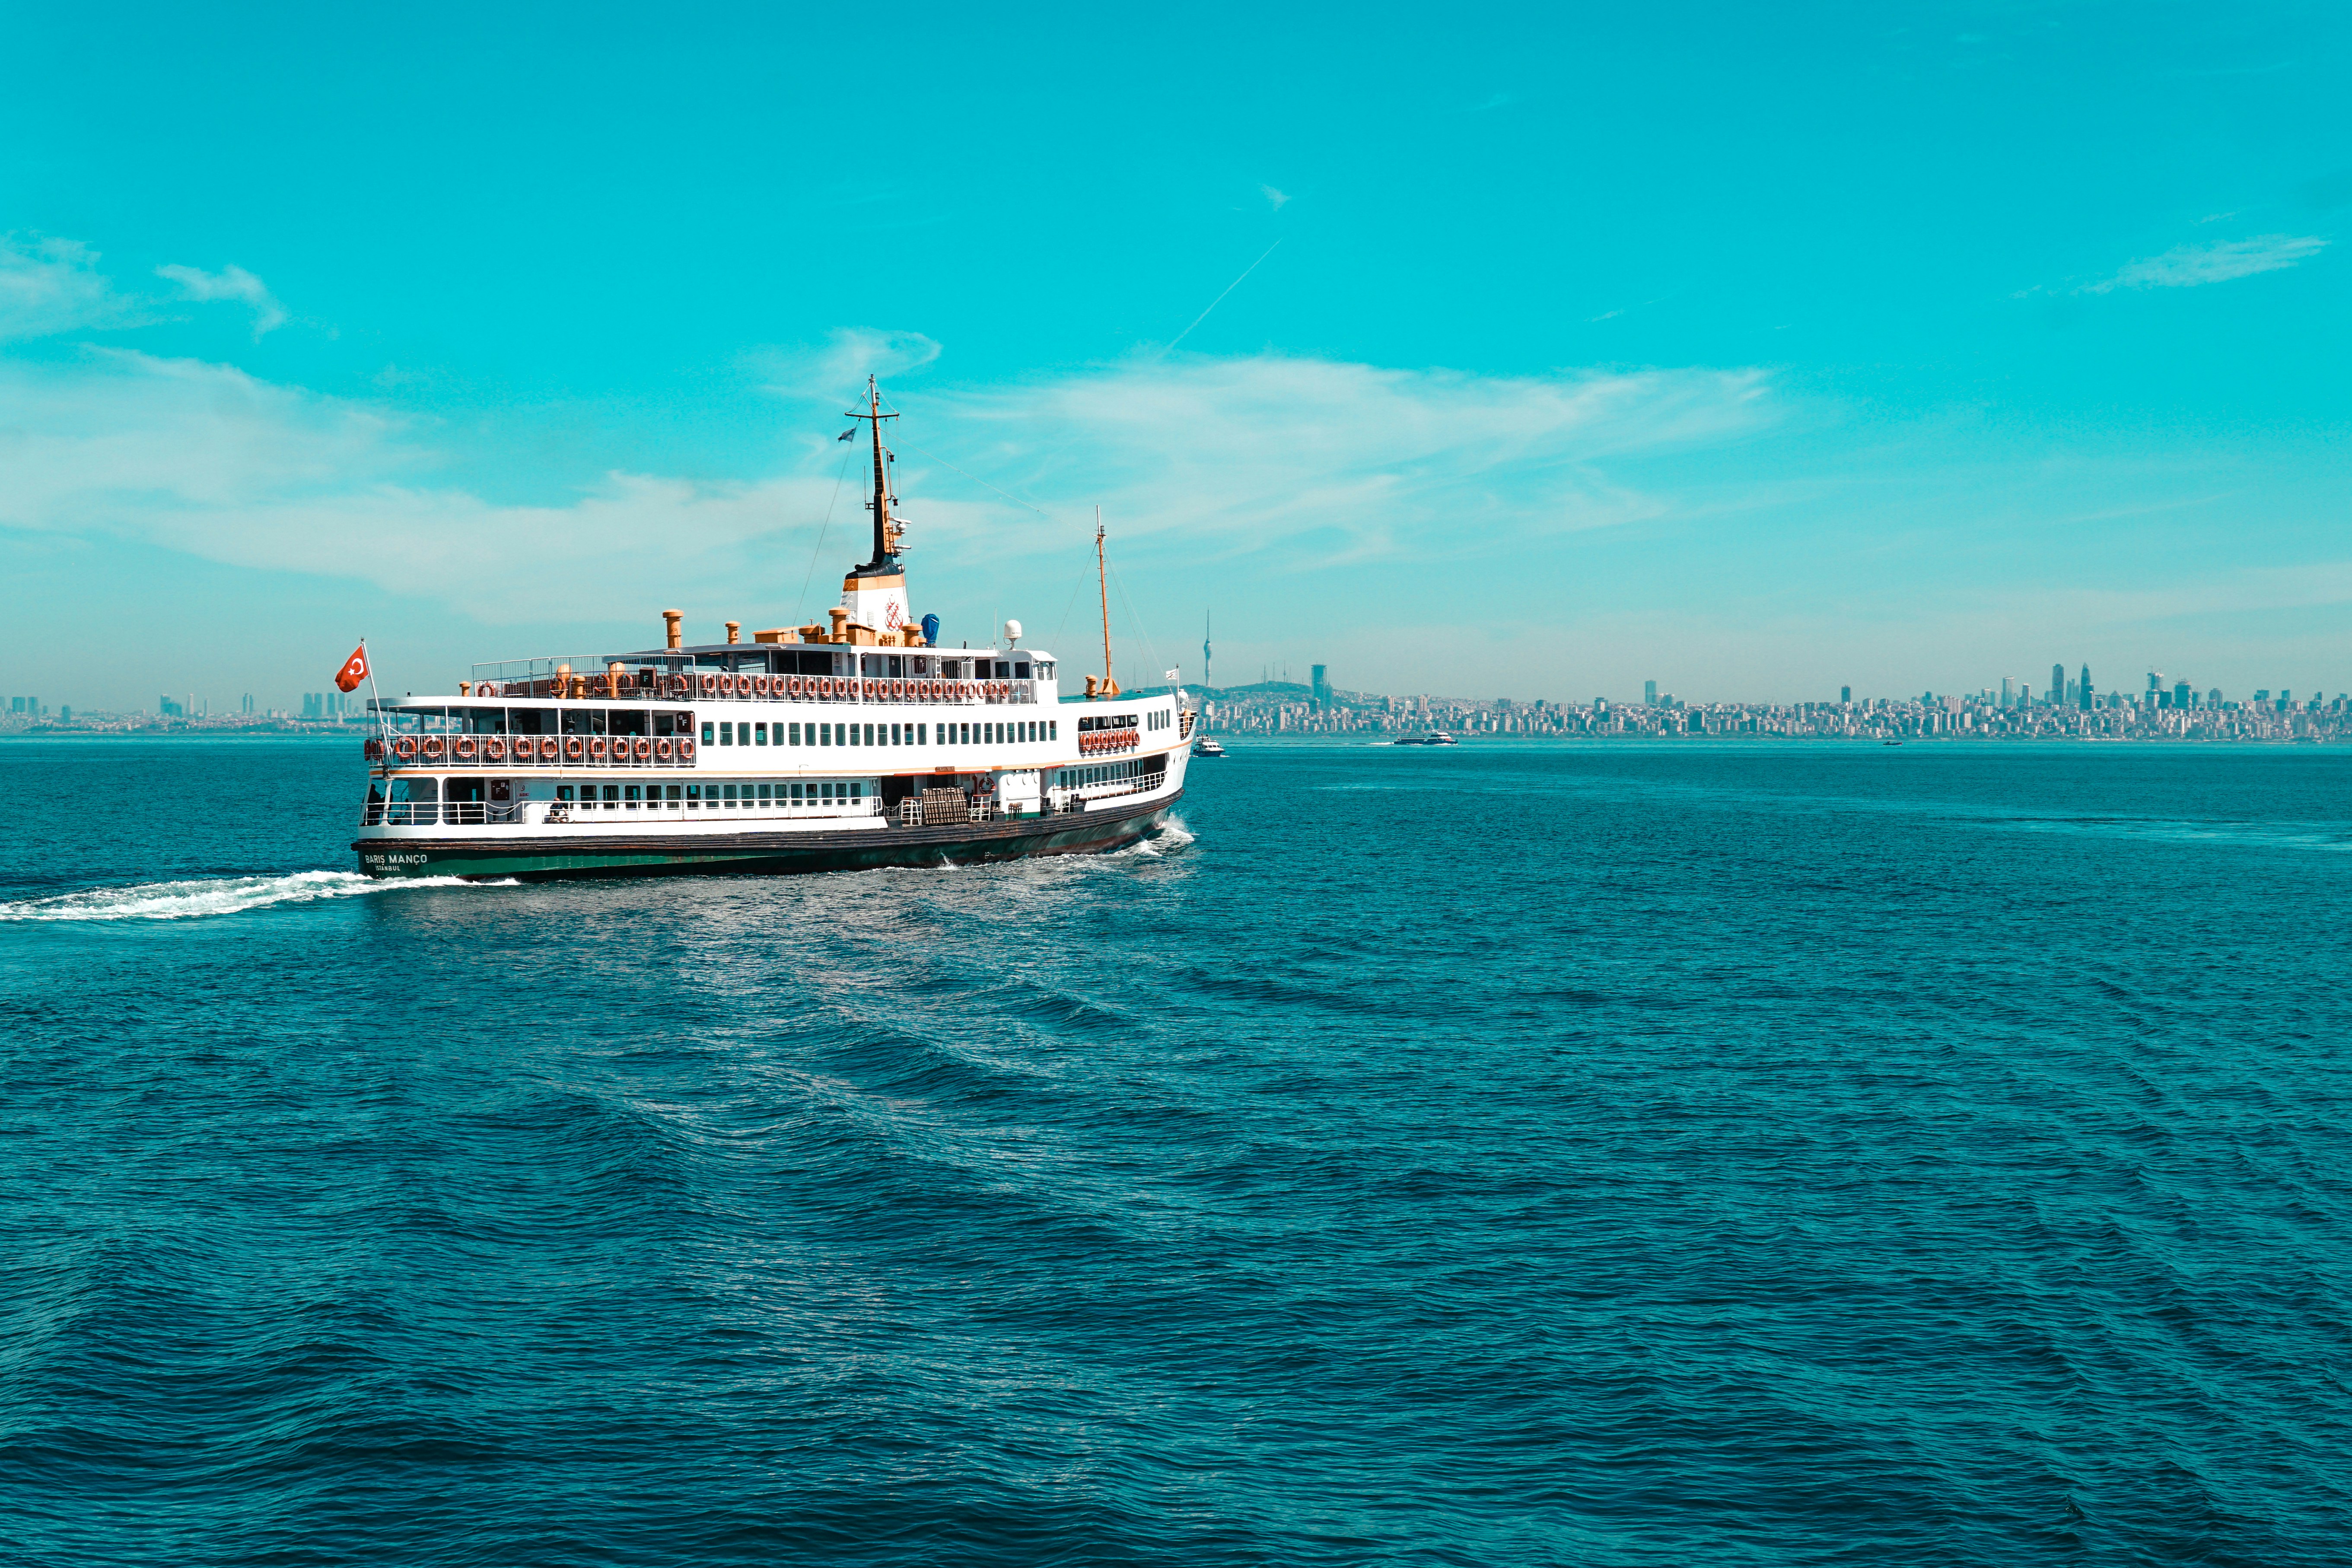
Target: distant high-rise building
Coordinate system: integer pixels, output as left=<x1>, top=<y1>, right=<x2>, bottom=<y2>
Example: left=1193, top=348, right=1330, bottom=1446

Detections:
left=8, top=697, right=20, bottom=714
left=2174, top=680, right=2191, bottom=709
left=1202, top=612, right=1213, bottom=689
left=1840, top=685, right=1852, bottom=705
left=160, top=696, right=182, bottom=717
left=1645, top=680, right=1658, bottom=706
left=2050, top=663, right=2065, bottom=703
left=1999, top=677, right=2012, bottom=707
left=2080, top=664, right=2093, bottom=709
left=1311, top=665, right=1328, bottom=709
left=2147, top=670, right=2162, bottom=694
left=2209, top=688, right=2223, bottom=708
left=2065, top=676, right=2078, bottom=704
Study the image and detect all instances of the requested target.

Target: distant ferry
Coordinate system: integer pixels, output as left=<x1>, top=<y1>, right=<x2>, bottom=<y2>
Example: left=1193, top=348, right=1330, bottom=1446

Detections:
left=351, top=379, right=1192, bottom=880
left=1191, top=736, right=1226, bottom=757
left=1394, top=732, right=1458, bottom=747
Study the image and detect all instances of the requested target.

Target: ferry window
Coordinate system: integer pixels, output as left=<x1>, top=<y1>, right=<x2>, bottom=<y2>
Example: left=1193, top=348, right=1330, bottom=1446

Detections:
left=959, top=722, right=970, bottom=744
left=1050, top=721, right=1057, bottom=740
left=701, top=722, right=714, bottom=745
left=720, top=722, right=735, bottom=746
left=602, top=785, right=619, bottom=809
left=789, top=722, right=802, bottom=746
left=609, top=709, right=646, bottom=737
left=996, top=662, right=1012, bottom=680
left=1015, top=662, right=1031, bottom=680
left=557, top=786, right=576, bottom=802
left=820, top=723, right=831, bottom=747
left=864, top=723, right=875, bottom=746
left=685, top=783, right=700, bottom=809
left=757, top=782, right=772, bottom=803
left=887, top=655, right=904, bottom=678
left=851, top=782, right=863, bottom=801
left=666, top=785, right=682, bottom=805
left=918, top=723, right=927, bottom=744
left=754, top=722, right=768, bottom=746
left=624, top=785, right=642, bottom=809
left=790, top=782, right=804, bottom=803
left=723, top=784, right=737, bottom=805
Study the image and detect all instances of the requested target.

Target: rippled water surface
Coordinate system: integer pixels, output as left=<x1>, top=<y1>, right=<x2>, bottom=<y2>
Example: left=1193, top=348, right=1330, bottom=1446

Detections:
left=3, top=738, right=2350, bottom=1565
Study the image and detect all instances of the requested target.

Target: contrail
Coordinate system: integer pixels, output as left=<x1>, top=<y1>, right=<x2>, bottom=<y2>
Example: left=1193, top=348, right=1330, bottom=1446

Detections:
left=1161, top=239, right=1283, bottom=356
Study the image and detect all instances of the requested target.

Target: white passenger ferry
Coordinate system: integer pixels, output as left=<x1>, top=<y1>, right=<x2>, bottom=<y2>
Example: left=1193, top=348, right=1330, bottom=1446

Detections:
left=353, top=380, right=1192, bottom=880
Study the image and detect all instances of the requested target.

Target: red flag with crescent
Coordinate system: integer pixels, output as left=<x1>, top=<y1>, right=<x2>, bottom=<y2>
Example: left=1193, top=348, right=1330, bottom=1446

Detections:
left=334, top=643, right=369, bottom=693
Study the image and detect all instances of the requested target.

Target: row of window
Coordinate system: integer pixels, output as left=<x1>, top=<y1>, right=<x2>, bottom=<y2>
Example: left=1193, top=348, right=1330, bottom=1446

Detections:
left=707, top=719, right=1060, bottom=748
left=554, top=780, right=871, bottom=811
left=1056, top=760, right=1146, bottom=788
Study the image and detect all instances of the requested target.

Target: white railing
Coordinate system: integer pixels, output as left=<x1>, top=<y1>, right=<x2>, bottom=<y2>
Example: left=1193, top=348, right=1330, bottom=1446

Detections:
left=361, top=797, right=883, bottom=829
left=466, top=673, right=1040, bottom=706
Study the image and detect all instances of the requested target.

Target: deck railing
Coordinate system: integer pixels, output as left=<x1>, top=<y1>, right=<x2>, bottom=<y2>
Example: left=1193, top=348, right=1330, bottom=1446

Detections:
left=464, top=672, right=1038, bottom=706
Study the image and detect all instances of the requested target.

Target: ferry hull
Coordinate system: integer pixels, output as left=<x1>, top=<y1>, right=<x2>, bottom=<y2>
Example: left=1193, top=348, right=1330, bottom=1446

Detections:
left=353, top=791, right=1179, bottom=881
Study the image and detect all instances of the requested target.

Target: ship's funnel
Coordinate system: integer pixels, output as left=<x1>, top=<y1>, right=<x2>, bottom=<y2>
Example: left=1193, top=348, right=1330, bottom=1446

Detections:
left=662, top=610, right=682, bottom=650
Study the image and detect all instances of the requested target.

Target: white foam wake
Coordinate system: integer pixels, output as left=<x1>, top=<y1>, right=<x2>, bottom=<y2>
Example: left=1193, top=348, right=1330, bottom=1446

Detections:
left=0, top=871, right=494, bottom=923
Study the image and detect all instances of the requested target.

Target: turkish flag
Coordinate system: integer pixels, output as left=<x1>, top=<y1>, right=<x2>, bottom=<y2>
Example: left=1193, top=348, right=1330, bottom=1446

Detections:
left=334, top=643, right=369, bottom=693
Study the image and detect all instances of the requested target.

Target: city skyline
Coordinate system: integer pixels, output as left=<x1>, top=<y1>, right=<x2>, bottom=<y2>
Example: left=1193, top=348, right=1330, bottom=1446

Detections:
left=2, top=5, right=2347, bottom=708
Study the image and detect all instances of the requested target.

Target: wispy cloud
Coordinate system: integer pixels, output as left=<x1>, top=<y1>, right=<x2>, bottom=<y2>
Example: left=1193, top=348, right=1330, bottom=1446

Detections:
left=0, top=337, right=1777, bottom=623
left=0, top=235, right=130, bottom=341
left=155, top=262, right=286, bottom=336
left=1260, top=184, right=1290, bottom=210
left=1462, top=91, right=1517, bottom=112
left=750, top=327, right=942, bottom=399
left=2083, top=233, right=2327, bottom=293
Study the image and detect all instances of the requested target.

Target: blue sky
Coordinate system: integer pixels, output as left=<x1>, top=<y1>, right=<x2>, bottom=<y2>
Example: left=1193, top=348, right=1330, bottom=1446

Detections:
left=3, top=2, right=2347, bottom=709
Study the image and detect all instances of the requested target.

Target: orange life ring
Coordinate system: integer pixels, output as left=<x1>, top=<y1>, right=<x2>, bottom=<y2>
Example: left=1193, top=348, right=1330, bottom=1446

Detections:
left=422, top=735, right=446, bottom=761
left=788, top=675, right=804, bottom=698
left=865, top=679, right=878, bottom=700
left=892, top=679, right=905, bottom=700
left=679, top=738, right=697, bottom=761
left=592, top=736, right=612, bottom=762
left=364, top=737, right=385, bottom=760
left=750, top=674, right=767, bottom=698
left=393, top=735, right=417, bottom=760
left=632, top=736, right=651, bottom=761
left=477, top=681, right=498, bottom=698
left=485, top=737, right=507, bottom=762
left=698, top=673, right=718, bottom=697
left=654, top=736, right=674, bottom=761
left=563, top=735, right=585, bottom=762
left=455, top=735, right=479, bottom=761
left=825, top=677, right=840, bottom=698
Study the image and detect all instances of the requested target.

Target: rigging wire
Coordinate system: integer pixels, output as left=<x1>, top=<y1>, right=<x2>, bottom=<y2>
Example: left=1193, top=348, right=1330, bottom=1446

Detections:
left=1108, top=557, right=1169, bottom=687
left=794, top=444, right=858, bottom=624
left=897, top=439, right=1050, bottom=516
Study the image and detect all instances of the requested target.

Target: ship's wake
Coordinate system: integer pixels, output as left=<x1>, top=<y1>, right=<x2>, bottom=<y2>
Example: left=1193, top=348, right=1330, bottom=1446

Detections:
left=0, top=870, right=498, bottom=923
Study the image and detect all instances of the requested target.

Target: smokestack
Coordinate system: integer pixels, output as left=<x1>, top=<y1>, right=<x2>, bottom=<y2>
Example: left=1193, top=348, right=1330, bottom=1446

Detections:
left=662, top=609, right=682, bottom=650
left=828, top=607, right=849, bottom=642
left=725, top=621, right=741, bottom=645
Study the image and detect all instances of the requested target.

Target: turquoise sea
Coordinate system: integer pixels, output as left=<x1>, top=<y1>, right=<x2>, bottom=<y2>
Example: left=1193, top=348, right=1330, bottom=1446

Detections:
left=2, top=738, right=2348, bottom=1565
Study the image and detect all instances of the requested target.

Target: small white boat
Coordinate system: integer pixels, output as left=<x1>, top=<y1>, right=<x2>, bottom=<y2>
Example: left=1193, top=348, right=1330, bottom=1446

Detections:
left=1191, top=737, right=1226, bottom=757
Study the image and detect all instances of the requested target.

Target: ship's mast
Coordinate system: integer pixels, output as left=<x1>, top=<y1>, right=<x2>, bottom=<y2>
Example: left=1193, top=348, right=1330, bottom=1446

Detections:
left=844, top=375, right=900, bottom=569
left=1097, top=507, right=1117, bottom=697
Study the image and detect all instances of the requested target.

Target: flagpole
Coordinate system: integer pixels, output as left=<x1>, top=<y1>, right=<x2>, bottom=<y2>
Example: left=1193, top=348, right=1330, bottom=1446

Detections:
left=362, top=638, right=389, bottom=761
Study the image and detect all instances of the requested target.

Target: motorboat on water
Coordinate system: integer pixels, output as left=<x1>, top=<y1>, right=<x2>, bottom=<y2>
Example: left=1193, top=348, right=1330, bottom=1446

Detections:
left=350, top=379, right=1193, bottom=880
left=1191, top=737, right=1226, bottom=757
left=1394, top=732, right=1458, bottom=747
